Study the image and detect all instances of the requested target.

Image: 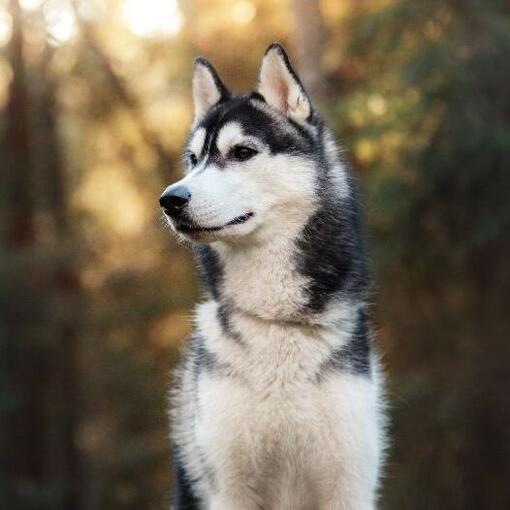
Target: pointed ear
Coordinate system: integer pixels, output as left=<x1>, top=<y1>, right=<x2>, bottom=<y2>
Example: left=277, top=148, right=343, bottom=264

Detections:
left=257, top=43, right=312, bottom=123
left=192, top=57, right=230, bottom=122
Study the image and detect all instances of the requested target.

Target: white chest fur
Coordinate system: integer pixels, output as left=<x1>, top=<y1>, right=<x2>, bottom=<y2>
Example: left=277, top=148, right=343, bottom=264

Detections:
left=172, top=301, right=384, bottom=510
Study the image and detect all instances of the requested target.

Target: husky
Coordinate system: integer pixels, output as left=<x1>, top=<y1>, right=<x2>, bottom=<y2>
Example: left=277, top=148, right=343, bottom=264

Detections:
left=160, top=43, right=385, bottom=510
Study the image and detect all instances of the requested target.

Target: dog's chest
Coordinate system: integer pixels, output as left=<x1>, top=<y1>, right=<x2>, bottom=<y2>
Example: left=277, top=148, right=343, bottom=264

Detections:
left=194, top=349, right=377, bottom=510
left=191, top=302, right=377, bottom=500
left=197, top=355, right=340, bottom=444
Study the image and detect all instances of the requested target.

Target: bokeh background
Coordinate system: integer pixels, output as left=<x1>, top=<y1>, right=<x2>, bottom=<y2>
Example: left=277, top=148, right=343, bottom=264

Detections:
left=1, top=0, right=509, bottom=509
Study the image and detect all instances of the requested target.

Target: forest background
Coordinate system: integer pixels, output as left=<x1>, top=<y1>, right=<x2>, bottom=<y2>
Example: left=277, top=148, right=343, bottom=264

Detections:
left=1, top=0, right=509, bottom=509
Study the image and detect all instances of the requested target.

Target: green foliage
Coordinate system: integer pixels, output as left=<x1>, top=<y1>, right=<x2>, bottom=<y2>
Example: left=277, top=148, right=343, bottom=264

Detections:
left=341, top=0, right=510, bottom=267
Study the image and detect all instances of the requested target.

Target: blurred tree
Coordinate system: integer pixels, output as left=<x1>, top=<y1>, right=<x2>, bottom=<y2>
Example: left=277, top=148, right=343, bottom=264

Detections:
left=1, top=1, right=82, bottom=508
left=290, top=0, right=327, bottom=100
left=2, top=0, right=33, bottom=246
left=34, top=35, right=82, bottom=510
left=0, top=0, right=508, bottom=509
left=332, top=0, right=510, bottom=508
left=70, top=0, right=173, bottom=180
left=1, top=0, right=42, bottom=507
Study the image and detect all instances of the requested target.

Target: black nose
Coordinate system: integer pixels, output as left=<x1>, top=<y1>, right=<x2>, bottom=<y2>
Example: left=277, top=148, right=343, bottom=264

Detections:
left=159, top=186, right=191, bottom=216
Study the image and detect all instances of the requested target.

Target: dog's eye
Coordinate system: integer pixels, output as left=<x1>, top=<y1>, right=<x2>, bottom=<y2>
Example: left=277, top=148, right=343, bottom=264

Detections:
left=187, top=152, right=198, bottom=166
left=229, top=145, right=258, bottom=162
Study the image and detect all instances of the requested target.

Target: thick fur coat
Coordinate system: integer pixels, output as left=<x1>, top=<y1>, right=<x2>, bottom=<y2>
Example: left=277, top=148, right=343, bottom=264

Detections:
left=160, top=44, right=386, bottom=510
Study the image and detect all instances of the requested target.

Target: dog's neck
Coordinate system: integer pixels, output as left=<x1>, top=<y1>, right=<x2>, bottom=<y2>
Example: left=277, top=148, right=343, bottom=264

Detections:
left=217, top=231, right=309, bottom=323
left=194, top=206, right=313, bottom=324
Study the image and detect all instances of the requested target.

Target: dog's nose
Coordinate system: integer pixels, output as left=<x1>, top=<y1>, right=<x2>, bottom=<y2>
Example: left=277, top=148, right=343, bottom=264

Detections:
left=160, top=186, right=191, bottom=216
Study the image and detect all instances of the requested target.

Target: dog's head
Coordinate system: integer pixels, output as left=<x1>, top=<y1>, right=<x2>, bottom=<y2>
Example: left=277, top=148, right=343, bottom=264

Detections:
left=160, top=43, right=330, bottom=244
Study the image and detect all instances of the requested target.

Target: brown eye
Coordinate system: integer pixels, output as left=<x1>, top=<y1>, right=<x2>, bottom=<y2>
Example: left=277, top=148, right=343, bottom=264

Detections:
left=188, top=152, right=198, bottom=166
left=229, top=145, right=258, bottom=162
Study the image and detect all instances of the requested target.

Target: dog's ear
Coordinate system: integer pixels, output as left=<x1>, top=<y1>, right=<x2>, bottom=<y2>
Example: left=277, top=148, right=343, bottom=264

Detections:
left=192, top=57, right=230, bottom=123
left=257, top=43, right=312, bottom=123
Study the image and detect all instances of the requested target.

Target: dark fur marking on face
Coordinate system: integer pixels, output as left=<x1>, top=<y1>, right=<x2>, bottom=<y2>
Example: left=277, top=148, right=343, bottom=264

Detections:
left=317, top=307, right=371, bottom=380
left=286, top=115, right=316, bottom=144
left=193, top=96, right=313, bottom=161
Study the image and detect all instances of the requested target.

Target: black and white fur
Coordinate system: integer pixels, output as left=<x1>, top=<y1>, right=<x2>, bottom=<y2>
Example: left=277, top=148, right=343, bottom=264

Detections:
left=161, top=44, right=385, bottom=510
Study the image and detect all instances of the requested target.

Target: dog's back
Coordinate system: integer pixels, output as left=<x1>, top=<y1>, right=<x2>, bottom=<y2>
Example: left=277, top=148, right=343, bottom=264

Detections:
left=162, top=44, right=386, bottom=510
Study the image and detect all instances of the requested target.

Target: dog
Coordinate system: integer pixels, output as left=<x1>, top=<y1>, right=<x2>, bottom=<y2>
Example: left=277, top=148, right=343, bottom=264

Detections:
left=160, top=43, right=386, bottom=510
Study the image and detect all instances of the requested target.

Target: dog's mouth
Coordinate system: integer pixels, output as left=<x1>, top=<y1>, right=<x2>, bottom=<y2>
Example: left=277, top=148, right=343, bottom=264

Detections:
left=174, top=212, right=254, bottom=234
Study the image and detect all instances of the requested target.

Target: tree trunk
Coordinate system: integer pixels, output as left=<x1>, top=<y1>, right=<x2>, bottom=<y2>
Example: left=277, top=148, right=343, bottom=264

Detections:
left=35, top=46, right=82, bottom=509
left=1, top=4, right=82, bottom=509
left=290, top=0, right=327, bottom=102
left=1, top=2, right=43, bottom=509
left=3, top=0, right=34, bottom=246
